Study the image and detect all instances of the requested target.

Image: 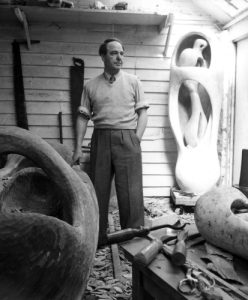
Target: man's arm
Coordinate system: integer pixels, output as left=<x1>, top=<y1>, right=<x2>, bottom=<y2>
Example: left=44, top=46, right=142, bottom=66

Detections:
left=72, top=114, right=89, bottom=165
left=136, top=108, right=148, bottom=141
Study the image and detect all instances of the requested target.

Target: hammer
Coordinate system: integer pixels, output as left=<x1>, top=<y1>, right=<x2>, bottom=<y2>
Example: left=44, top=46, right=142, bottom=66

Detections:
left=134, top=229, right=188, bottom=268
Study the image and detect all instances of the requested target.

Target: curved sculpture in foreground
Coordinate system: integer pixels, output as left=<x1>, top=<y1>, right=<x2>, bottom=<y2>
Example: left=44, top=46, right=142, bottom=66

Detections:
left=0, top=126, right=99, bottom=300
left=169, top=32, right=223, bottom=194
left=195, top=186, right=248, bottom=260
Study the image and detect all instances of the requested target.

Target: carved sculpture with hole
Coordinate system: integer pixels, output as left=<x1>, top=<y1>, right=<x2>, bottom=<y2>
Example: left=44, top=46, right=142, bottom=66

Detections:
left=0, top=126, right=99, bottom=300
left=169, top=32, right=223, bottom=195
left=195, top=186, right=248, bottom=260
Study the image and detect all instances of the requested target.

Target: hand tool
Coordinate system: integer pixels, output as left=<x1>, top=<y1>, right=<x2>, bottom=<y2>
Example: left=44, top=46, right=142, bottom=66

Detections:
left=162, top=246, right=247, bottom=300
left=12, top=39, right=40, bottom=130
left=178, top=261, right=234, bottom=299
left=133, top=233, right=177, bottom=267
left=178, top=261, right=216, bottom=297
left=133, top=224, right=204, bottom=268
left=12, top=39, right=29, bottom=130
left=171, top=229, right=188, bottom=266
left=106, top=220, right=187, bottom=245
left=133, top=228, right=188, bottom=268
left=70, top=57, right=85, bottom=140
left=14, top=8, right=31, bottom=50
left=162, top=245, right=220, bottom=299
left=58, top=111, right=63, bottom=144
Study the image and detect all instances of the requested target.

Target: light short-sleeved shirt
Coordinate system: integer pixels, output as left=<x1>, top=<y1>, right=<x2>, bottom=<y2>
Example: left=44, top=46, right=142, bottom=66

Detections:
left=78, top=70, right=149, bottom=129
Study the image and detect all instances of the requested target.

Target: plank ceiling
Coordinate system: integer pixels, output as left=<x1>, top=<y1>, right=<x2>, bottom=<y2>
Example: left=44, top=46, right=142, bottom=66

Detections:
left=193, top=0, right=248, bottom=25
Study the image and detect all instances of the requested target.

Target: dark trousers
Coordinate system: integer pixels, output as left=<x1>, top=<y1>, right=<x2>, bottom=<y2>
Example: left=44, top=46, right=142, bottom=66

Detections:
left=90, top=129, right=144, bottom=244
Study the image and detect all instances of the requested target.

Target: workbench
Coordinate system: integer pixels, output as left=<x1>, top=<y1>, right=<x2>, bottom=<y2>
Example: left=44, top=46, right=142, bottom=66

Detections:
left=121, top=236, right=196, bottom=300
left=120, top=221, right=248, bottom=300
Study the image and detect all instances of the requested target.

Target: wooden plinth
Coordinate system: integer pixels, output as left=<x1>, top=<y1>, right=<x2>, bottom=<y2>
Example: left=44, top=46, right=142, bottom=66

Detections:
left=170, top=187, right=199, bottom=207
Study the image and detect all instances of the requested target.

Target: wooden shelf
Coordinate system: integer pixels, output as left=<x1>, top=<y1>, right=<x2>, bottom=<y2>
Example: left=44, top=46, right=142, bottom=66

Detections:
left=0, top=5, right=167, bottom=31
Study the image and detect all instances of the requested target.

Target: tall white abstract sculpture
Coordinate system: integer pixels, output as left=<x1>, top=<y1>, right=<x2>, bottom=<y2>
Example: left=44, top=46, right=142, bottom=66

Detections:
left=169, top=32, right=223, bottom=195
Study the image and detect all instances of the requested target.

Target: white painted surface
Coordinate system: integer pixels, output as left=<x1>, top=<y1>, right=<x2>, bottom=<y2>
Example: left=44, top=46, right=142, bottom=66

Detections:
left=233, top=37, right=248, bottom=185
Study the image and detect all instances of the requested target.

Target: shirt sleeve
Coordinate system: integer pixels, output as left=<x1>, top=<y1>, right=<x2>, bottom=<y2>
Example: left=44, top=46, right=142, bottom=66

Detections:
left=78, top=84, right=91, bottom=120
left=134, top=77, right=149, bottom=111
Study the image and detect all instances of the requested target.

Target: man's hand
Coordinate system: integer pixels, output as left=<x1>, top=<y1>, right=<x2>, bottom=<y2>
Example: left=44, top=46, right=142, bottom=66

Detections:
left=72, top=115, right=89, bottom=166
left=71, top=148, right=82, bottom=167
left=136, top=134, right=141, bottom=143
left=136, top=108, right=148, bottom=142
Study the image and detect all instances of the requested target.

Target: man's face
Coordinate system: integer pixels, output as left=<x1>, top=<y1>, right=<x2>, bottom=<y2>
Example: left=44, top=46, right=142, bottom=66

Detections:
left=102, top=41, right=124, bottom=73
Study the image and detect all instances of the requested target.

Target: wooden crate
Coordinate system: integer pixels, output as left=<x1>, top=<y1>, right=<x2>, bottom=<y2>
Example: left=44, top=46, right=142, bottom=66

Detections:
left=170, top=187, right=199, bottom=207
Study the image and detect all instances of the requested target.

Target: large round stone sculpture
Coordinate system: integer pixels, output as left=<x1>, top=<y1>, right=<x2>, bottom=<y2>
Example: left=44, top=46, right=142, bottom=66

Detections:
left=195, top=186, right=248, bottom=260
left=168, top=32, right=223, bottom=195
left=0, top=126, right=99, bottom=300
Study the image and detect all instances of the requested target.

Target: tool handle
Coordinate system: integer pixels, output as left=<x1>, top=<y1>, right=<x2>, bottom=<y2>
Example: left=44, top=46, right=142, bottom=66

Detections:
left=106, top=228, right=149, bottom=245
left=134, top=238, right=163, bottom=267
left=171, top=240, right=187, bottom=266
left=73, top=57, right=84, bottom=68
left=106, top=222, right=187, bottom=245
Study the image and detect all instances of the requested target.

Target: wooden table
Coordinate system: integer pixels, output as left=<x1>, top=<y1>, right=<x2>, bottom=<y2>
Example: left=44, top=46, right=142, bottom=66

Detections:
left=121, top=235, right=199, bottom=300
left=120, top=223, right=248, bottom=300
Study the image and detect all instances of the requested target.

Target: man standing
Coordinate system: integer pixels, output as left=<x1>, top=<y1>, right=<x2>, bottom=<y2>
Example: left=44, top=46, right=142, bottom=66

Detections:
left=73, top=38, right=149, bottom=246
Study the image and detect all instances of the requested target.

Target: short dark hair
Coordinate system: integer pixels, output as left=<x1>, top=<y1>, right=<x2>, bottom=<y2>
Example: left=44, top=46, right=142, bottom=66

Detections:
left=98, top=38, right=124, bottom=56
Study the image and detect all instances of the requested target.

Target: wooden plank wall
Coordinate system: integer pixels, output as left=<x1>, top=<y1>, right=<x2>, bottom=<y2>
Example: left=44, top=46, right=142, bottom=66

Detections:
left=0, top=0, right=220, bottom=197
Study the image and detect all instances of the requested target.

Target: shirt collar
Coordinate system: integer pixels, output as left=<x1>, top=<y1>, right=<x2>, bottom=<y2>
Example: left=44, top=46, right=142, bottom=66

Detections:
left=103, top=70, right=122, bottom=81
